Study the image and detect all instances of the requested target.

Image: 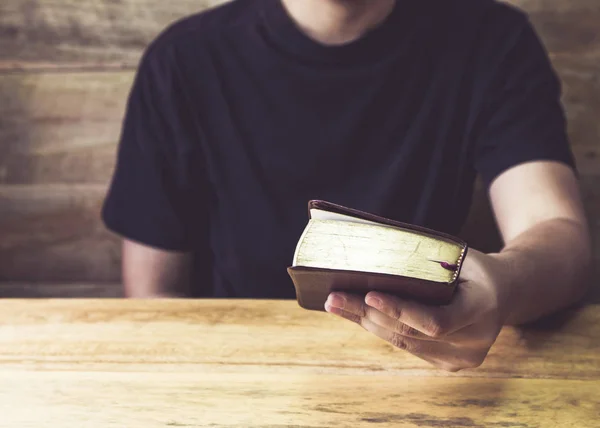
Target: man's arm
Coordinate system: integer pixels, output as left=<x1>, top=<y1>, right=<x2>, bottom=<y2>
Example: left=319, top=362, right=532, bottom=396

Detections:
left=122, top=239, right=193, bottom=298
left=101, top=43, right=209, bottom=296
left=323, top=160, right=591, bottom=371
left=488, top=160, right=592, bottom=324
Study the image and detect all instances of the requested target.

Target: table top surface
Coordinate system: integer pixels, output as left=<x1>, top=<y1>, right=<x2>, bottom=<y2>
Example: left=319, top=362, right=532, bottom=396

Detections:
left=0, top=299, right=598, bottom=428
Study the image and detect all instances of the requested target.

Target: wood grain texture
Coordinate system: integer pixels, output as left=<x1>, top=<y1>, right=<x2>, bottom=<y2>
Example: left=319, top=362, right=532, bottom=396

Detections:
left=0, top=282, right=122, bottom=297
left=0, top=0, right=229, bottom=70
left=0, top=184, right=120, bottom=282
left=0, top=300, right=599, bottom=379
left=0, top=72, right=131, bottom=184
left=0, top=371, right=597, bottom=428
left=555, top=54, right=600, bottom=150
left=0, top=0, right=598, bottom=70
left=506, top=1, right=600, bottom=56
left=0, top=300, right=599, bottom=427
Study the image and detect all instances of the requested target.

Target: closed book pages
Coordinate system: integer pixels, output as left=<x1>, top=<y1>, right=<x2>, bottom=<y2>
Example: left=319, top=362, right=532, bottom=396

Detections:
left=288, top=200, right=468, bottom=311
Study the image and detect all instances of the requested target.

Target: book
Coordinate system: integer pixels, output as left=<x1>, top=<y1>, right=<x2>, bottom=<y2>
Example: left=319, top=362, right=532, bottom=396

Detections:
left=287, top=200, right=468, bottom=311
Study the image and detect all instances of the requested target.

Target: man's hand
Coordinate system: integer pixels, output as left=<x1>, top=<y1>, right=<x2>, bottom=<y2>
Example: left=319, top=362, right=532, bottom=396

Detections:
left=324, top=162, right=591, bottom=371
left=324, top=249, right=514, bottom=372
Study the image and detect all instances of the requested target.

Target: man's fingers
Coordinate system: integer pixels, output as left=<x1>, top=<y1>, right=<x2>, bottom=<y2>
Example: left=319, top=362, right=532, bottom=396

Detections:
left=365, top=290, right=485, bottom=337
left=363, top=292, right=456, bottom=337
left=366, top=307, right=497, bottom=346
left=363, top=304, right=495, bottom=344
left=325, top=306, right=363, bottom=325
left=361, top=306, right=437, bottom=340
left=326, top=292, right=468, bottom=342
left=325, top=294, right=430, bottom=340
left=325, top=295, right=493, bottom=371
left=327, top=284, right=487, bottom=339
left=328, top=290, right=474, bottom=337
left=325, top=293, right=366, bottom=317
left=360, top=316, right=487, bottom=372
left=326, top=293, right=433, bottom=340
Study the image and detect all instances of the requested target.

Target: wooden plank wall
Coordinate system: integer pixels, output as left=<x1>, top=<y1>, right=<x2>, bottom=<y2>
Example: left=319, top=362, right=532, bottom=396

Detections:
left=0, top=0, right=598, bottom=297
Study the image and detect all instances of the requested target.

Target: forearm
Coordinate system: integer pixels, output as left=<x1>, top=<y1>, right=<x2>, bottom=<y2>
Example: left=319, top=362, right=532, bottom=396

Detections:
left=122, top=240, right=192, bottom=298
left=491, top=218, right=592, bottom=325
left=123, top=266, right=191, bottom=298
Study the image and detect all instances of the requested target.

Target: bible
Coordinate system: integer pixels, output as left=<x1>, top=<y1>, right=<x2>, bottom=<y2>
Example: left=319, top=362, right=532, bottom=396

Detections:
left=287, top=200, right=468, bottom=311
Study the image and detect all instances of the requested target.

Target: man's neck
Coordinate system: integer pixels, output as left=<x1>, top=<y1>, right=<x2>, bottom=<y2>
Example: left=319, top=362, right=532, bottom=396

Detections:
left=279, top=0, right=397, bottom=45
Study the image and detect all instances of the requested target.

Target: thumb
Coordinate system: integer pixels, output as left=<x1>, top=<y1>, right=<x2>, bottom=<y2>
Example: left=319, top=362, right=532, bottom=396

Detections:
left=451, top=248, right=501, bottom=326
left=457, top=247, right=488, bottom=283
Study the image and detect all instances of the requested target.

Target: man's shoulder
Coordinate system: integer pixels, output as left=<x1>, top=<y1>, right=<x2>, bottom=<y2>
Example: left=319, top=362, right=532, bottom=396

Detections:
left=143, top=0, right=259, bottom=62
left=416, top=0, right=533, bottom=55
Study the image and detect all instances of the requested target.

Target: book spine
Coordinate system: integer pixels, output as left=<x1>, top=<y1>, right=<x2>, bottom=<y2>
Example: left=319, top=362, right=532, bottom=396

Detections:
left=452, top=246, right=469, bottom=284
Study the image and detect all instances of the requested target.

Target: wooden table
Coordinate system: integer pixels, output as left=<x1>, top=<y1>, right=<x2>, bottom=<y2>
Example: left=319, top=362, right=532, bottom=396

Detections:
left=0, top=300, right=598, bottom=427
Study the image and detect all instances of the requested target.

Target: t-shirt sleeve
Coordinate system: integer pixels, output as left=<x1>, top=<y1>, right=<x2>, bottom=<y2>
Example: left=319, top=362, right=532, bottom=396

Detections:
left=473, top=17, right=576, bottom=187
left=102, top=43, right=207, bottom=252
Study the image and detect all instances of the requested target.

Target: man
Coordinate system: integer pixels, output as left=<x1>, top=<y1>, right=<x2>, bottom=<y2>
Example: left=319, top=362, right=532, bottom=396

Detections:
left=102, top=0, right=591, bottom=371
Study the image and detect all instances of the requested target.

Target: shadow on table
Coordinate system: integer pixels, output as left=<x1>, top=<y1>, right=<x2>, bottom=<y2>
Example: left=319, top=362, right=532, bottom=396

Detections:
left=513, top=300, right=592, bottom=352
left=360, top=378, right=511, bottom=426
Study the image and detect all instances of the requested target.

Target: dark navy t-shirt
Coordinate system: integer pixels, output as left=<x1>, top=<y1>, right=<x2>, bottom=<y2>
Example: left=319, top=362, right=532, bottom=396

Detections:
left=102, top=0, right=575, bottom=298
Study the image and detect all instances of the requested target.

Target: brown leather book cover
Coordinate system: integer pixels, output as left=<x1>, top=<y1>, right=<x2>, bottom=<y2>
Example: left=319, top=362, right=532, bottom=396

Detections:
left=287, top=200, right=468, bottom=311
